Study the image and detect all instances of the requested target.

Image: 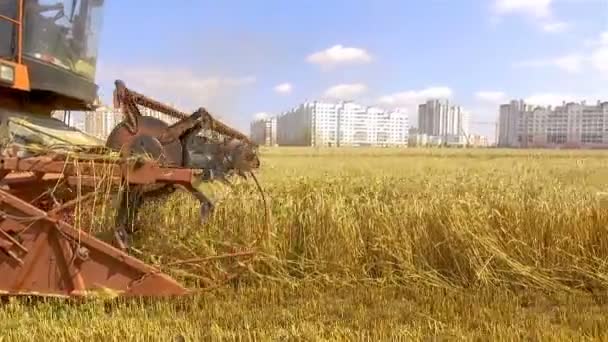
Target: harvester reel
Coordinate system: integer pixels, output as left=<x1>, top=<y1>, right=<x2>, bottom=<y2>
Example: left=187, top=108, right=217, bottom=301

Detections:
left=107, top=115, right=183, bottom=166
left=106, top=80, right=260, bottom=252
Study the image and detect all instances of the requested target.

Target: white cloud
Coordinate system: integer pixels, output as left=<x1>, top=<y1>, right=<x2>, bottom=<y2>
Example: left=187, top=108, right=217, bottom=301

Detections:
left=96, top=63, right=256, bottom=126
left=525, top=93, right=576, bottom=106
left=324, top=83, right=368, bottom=100
left=493, top=0, right=575, bottom=33
left=274, top=82, right=293, bottom=94
left=541, top=21, right=570, bottom=33
left=516, top=31, right=608, bottom=77
left=378, top=87, right=453, bottom=106
left=525, top=92, right=608, bottom=106
left=470, top=92, right=508, bottom=138
left=514, top=54, right=584, bottom=73
left=377, top=86, right=453, bottom=127
left=553, top=55, right=585, bottom=72
left=591, top=47, right=608, bottom=76
left=584, top=31, right=608, bottom=47
left=598, top=31, right=608, bottom=45
left=97, top=64, right=255, bottom=103
left=587, top=31, right=608, bottom=77
left=253, top=112, right=269, bottom=120
left=307, top=45, right=372, bottom=68
left=494, top=0, right=553, bottom=18
left=475, top=91, right=507, bottom=103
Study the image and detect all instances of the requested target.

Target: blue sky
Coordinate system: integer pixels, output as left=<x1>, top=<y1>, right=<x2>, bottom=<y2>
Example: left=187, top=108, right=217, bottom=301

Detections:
left=94, top=0, right=608, bottom=140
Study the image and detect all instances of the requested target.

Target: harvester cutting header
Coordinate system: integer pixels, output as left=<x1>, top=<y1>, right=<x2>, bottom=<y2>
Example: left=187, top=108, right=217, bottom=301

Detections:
left=0, top=0, right=260, bottom=298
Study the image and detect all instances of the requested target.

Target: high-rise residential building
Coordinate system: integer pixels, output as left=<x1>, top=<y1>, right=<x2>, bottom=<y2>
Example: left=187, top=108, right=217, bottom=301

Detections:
left=497, top=100, right=608, bottom=148
left=273, top=100, right=409, bottom=147
left=250, top=116, right=277, bottom=146
left=84, top=106, right=122, bottom=140
left=83, top=103, right=179, bottom=140
left=497, top=100, right=535, bottom=147
left=417, top=99, right=470, bottom=145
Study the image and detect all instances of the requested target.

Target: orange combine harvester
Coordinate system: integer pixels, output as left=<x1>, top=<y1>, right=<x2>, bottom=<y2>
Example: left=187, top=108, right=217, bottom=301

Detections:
left=0, top=0, right=259, bottom=298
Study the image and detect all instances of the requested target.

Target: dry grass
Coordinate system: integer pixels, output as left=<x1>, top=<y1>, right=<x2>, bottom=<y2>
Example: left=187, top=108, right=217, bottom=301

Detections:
left=5, top=147, right=608, bottom=340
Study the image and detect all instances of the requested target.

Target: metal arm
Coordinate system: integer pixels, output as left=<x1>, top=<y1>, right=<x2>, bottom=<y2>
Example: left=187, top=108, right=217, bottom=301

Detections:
left=112, top=80, right=254, bottom=144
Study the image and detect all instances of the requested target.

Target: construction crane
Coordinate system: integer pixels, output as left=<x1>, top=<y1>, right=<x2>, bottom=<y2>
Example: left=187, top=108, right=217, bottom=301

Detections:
left=458, top=120, right=497, bottom=147
left=470, top=121, right=498, bottom=146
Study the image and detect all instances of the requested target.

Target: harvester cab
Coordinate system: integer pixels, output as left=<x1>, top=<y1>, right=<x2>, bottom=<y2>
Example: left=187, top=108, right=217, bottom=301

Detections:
left=0, top=0, right=259, bottom=298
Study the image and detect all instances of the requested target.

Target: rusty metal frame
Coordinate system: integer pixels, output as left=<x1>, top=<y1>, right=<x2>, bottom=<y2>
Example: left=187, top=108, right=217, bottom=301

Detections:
left=0, top=155, right=200, bottom=186
left=0, top=74, right=262, bottom=298
left=0, top=154, right=220, bottom=298
left=0, top=188, right=189, bottom=297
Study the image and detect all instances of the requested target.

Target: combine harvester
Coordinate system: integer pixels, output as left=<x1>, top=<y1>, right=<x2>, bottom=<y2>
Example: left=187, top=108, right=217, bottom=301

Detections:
left=0, top=0, right=259, bottom=298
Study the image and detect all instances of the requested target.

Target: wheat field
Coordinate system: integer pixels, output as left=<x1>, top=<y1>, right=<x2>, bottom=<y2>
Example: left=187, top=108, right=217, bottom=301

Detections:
left=3, top=147, right=608, bottom=341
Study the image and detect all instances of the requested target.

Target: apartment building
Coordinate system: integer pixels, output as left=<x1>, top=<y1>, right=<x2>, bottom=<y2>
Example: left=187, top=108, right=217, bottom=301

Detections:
left=416, top=99, right=470, bottom=145
left=83, top=103, right=180, bottom=140
left=497, top=100, right=535, bottom=147
left=497, top=100, right=608, bottom=148
left=51, top=110, right=85, bottom=131
left=469, top=134, right=489, bottom=147
left=275, top=100, right=409, bottom=147
left=84, top=106, right=122, bottom=140
left=250, top=116, right=277, bottom=146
